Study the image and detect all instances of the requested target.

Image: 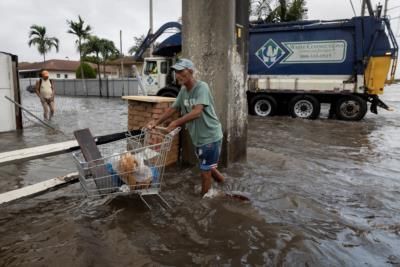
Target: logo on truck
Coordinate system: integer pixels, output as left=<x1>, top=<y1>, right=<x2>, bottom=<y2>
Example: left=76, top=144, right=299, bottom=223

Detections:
left=255, top=39, right=286, bottom=68
left=281, top=40, right=347, bottom=64
left=147, top=76, right=154, bottom=85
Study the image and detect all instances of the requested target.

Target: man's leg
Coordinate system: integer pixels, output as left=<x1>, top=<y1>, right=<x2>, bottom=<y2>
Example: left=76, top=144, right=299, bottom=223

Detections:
left=201, top=170, right=212, bottom=195
left=41, top=99, right=49, bottom=120
left=211, top=168, right=224, bottom=183
left=49, top=100, right=55, bottom=119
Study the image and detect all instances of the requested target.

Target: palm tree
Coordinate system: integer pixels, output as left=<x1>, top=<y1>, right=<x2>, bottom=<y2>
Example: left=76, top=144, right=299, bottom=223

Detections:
left=83, top=37, right=119, bottom=97
left=99, top=39, right=119, bottom=76
left=250, top=0, right=307, bottom=23
left=82, top=35, right=103, bottom=96
left=251, top=0, right=273, bottom=22
left=99, top=39, right=119, bottom=97
left=28, top=25, right=59, bottom=63
left=128, top=34, right=146, bottom=55
left=67, top=15, right=92, bottom=94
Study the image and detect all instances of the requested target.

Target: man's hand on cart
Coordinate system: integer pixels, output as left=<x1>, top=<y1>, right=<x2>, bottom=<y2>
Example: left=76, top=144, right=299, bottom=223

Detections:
left=146, top=120, right=157, bottom=130
left=167, top=120, right=179, bottom=132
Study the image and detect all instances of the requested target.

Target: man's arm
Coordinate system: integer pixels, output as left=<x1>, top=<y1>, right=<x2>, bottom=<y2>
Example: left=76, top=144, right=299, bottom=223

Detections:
left=147, top=107, right=179, bottom=129
left=51, top=80, right=56, bottom=100
left=34, top=81, right=41, bottom=98
left=167, top=104, right=203, bottom=131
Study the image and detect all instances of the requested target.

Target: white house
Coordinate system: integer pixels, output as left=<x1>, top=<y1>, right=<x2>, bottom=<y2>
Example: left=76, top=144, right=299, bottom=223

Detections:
left=19, top=59, right=118, bottom=79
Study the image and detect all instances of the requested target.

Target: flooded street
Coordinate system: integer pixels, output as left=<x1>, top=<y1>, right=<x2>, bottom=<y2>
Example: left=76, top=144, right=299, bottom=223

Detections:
left=1, top=86, right=400, bottom=266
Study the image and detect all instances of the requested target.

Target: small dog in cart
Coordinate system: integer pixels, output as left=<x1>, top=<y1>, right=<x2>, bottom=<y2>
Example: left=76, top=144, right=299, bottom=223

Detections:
left=118, top=152, right=152, bottom=191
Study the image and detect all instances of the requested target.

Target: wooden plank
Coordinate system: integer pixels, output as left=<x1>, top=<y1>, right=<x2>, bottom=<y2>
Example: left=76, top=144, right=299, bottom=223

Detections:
left=0, top=140, right=78, bottom=166
left=122, top=95, right=176, bottom=103
left=0, top=172, right=78, bottom=205
left=74, top=128, right=110, bottom=193
left=0, top=130, right=142, bottom=166
left=11, top=58, right=23, bottom=130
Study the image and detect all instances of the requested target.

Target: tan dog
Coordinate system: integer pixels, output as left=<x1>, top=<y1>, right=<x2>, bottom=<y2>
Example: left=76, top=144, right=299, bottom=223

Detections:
left=118, top=152, right=139, bottom=189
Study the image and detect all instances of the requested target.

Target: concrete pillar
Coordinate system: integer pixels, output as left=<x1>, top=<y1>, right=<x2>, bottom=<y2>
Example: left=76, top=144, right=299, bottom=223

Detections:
left=182, top=0, right=249, bottom=166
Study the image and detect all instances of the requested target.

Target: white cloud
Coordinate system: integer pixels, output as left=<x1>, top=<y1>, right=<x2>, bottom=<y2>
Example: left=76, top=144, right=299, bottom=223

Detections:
left=0, top=0, right=398, bottom=77
left=0, top=0, right=182, bottom=62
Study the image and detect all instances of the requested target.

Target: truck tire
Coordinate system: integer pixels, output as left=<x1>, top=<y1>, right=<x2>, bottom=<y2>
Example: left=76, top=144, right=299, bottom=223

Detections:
left=157, top=87, right=179, bottom=97
left=335, top=95, right=367, bottom=121
left=250, top=95, right=277, bottom=116
left=289, top=95, right=320, bottom=119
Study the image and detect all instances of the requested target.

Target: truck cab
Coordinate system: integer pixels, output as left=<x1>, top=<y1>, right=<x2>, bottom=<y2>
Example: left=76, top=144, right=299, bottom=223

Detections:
left=142, top=57, right=180, bottom=97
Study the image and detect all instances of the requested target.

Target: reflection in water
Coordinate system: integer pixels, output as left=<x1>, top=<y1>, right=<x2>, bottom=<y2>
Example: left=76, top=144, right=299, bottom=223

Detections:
left=0, top=86, right=400, bottom=265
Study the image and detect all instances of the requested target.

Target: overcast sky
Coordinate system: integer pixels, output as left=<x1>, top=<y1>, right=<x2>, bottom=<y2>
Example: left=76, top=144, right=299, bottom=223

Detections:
left=0, top=0, right=399, bottom=64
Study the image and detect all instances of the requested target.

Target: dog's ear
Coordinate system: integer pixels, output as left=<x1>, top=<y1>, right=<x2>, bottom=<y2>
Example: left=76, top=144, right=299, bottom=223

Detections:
left=133, top=158, right=139, bottom=168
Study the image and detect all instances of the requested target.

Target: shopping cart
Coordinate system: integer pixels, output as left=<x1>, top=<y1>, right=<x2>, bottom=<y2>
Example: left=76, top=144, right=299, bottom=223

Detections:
left=72, top=127, right=180, bottom=209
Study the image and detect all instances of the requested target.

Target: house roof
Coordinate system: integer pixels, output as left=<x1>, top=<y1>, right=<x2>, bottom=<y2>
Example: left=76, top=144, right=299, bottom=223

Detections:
left=19, top=59, right=80, bottom=72
left=19, top=59, right=117, bottom=74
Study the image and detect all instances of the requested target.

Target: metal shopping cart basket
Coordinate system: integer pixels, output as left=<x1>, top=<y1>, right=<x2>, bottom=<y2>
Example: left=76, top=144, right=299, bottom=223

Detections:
left=72, top=127, right=180, bottom=208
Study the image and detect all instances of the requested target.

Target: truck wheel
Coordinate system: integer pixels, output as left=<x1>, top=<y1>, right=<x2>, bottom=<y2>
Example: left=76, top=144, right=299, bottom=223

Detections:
left=289, top=95, right=320, bottom=119
left=157, top=87, right=179, bottom=97
left=250, top=95, right=277, bottom=116
left=335, top=95, right=367, bottom=121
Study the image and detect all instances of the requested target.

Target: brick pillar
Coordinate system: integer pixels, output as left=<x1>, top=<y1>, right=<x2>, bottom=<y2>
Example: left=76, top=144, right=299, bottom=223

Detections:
left=122, top=96, right=179, bottom=166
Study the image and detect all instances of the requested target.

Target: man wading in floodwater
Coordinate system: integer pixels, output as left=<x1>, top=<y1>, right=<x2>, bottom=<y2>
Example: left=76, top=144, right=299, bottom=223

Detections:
left=146, top=58, right=225, bottom=195
left=35, top=70, right=55, bottom=120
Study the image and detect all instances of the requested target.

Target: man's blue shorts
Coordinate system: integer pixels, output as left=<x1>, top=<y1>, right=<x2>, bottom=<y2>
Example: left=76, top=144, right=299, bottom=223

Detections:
left=195, top=139, right=222, bottom=171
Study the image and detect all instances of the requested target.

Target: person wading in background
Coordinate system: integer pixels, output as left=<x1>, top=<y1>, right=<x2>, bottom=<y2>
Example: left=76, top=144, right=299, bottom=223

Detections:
left=35, top=70, right=55, bottom=120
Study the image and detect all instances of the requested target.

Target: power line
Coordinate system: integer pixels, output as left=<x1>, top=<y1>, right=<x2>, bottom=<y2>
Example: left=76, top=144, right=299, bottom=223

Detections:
left=387, top=5, right=400, bottom=11
left=349, top=0, right=357, bottom=16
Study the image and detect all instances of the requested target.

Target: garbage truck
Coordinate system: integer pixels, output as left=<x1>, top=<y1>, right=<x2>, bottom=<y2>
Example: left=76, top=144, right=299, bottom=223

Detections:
left=135, top=15, right=398, bottom=121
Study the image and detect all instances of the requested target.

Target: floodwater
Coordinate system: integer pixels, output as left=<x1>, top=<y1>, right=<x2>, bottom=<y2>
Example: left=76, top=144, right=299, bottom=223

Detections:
left=1, top=86, right=400, bottom=266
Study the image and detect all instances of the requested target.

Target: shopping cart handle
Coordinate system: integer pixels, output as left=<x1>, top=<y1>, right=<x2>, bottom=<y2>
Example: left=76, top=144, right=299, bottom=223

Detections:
left=167, top=127, right=181, bottom=137
left=155, top=126, right=168, bottom=131
left=152, top=126, right=181, bottom=136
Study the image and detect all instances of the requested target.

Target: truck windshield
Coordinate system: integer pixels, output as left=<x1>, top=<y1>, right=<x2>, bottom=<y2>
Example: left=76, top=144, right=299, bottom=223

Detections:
left=145, top=61, right=158, bottom=75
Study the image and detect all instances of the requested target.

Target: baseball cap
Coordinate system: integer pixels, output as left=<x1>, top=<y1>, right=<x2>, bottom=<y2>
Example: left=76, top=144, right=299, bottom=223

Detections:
left=171, top=58, right=194, bottom=71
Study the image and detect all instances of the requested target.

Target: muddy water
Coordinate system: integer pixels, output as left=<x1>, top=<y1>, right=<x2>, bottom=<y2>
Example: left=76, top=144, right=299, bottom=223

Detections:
left=1, top=86, right=400, bottom=266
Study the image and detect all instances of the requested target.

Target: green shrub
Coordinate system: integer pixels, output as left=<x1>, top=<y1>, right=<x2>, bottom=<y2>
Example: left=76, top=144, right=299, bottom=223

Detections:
left=76, top=62, right=97, bottom=78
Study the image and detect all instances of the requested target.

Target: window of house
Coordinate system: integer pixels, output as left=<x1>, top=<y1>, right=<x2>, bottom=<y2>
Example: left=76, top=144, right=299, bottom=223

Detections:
left=56, top=73, right=60, bottom=78
left=64, top=74, right=68, bottom=79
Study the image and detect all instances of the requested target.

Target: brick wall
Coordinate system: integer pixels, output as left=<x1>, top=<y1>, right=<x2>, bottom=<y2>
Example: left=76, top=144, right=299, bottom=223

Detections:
left=124, top=96, right=179, bottom=166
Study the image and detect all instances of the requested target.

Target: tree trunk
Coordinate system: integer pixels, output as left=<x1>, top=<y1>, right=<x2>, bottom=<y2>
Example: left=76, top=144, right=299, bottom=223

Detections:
left=79, top=40, right=87, bottom=96
left=97, top=59, right=102, bottom=97
left=103, top=62, right=109, bottom=98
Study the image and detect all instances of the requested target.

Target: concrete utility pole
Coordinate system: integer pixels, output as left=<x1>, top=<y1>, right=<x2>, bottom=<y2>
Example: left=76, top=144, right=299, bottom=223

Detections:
left=149, top=0, right=154, bottom=56
left=182, top=0, right=249, bottom=166
left=120, top=30, right=124, bottom=78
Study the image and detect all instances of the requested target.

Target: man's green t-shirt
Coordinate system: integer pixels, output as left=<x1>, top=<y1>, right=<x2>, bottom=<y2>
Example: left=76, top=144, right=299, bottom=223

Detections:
left=172, top=81, right=223, bottom=147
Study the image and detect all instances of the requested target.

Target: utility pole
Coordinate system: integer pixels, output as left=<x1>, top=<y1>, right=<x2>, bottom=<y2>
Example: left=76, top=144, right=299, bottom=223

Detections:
left=120, top=30, right=124, bottom=78
left=182, top=0, right=249, bottom=166
left=120, top=30, right=125, bottom=95
left=149, top=0, right=154, bottom=56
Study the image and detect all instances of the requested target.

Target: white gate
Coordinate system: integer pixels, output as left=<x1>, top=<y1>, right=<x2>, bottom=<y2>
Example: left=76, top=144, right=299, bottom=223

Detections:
left=0, top=52, right=17, bottom=132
